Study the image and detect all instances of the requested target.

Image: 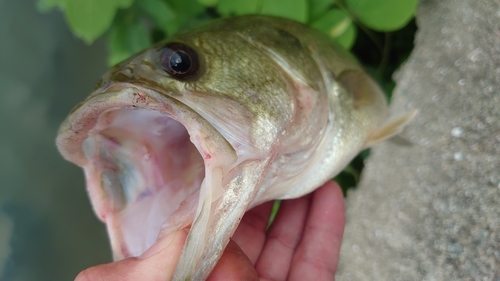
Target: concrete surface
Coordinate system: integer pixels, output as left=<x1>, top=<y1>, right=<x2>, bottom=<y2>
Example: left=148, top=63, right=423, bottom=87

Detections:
left=336, top=0, right=500, bottom=280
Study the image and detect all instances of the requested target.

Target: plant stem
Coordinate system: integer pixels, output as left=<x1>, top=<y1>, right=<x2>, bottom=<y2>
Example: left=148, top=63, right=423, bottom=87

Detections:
left=335, top=0, right=384, bottom=53
left=377, top=32, right=392, bottom=79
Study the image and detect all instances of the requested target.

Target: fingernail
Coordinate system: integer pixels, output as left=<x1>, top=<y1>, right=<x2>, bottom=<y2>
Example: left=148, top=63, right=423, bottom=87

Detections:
left=139, top=229, right=187, bottom=259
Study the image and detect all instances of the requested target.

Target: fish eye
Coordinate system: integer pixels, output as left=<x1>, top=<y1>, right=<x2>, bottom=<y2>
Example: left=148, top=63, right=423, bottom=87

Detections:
left=160, top=43, right=199, bottom=79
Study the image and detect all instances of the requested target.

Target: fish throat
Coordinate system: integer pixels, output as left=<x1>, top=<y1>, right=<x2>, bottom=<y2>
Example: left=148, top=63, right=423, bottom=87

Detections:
left=83, top=107, right=205, bottom=258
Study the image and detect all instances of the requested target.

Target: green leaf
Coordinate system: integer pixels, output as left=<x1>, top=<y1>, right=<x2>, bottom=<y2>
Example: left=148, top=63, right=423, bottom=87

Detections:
left=334, top=170, right=357, bottom=195
left=108, top=19, right=152, bottom=66
left=60, top=0, right=135, bottom=44
left=360, top=148, right=371, bottom=159
left=267, top=200, right=281, bottom=228
left=342, top=165, right=360, bottom=183
left=311, top=8, right=357, bottom=49
left=163, top=0, right=205, bottom=35
left=197, top=0, right=219, bottom=7
left=309, top=0, right=333, bottom=22
left=138, top=0, right=176, bottom=35
left=260, top=0, right=308, bottom=23
left=344, top=0, right=418, bottom=31
left=216, top=0, right=260, bottom=16
left=335, top=159, right=365, bottom=195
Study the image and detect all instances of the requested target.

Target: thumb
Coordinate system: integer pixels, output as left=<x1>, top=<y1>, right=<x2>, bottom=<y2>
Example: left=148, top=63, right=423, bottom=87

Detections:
left=74, top=229, right=188, bottom=281
left=207, top=239, right=259, bottom=281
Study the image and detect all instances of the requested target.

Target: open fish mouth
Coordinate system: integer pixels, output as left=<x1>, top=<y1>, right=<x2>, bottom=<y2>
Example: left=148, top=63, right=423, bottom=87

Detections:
left=57, top=84, right=237, bottom=260
left=85, top=107, right=204, bottom=258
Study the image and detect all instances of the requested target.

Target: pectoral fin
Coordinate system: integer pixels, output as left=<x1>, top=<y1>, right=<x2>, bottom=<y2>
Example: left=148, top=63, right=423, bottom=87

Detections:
left=363, top=110, right=418, bottom=149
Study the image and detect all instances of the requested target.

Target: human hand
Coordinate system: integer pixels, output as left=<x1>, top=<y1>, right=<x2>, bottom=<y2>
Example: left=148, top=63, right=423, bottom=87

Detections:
left=209, top=180, right=345, bottom=280
left=75, top=181, right=345, bottom=281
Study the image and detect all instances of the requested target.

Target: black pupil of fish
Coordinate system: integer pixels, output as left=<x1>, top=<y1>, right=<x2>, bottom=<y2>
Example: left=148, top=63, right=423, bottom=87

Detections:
left=170, top=51, right=191, bottom=73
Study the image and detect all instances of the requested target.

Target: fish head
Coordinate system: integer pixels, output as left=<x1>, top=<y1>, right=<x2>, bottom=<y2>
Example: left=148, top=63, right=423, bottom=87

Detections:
left=57, top=16, right=305, bottom=279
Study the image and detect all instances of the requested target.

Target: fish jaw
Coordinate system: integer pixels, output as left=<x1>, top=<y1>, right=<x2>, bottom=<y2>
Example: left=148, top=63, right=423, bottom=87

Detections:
left=56, top=85, right=245, bottom=262
left=173, top=157, right=272, bottom=280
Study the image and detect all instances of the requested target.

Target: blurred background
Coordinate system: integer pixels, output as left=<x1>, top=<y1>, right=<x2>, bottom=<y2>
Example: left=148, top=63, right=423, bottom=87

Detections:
left=0, top=1, right=111, bottom=280
left=0, top=0, right=417, bottom=280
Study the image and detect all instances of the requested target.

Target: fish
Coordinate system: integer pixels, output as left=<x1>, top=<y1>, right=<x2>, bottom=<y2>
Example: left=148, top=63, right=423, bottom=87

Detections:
left=56, top=15, right=416, bottom=280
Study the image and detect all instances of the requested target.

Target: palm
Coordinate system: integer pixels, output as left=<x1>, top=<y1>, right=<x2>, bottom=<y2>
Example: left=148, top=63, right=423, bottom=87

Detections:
left=208, top=181, right=345, bottom=281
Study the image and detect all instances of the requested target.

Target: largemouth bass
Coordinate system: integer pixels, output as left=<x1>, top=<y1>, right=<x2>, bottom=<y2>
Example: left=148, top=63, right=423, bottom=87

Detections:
left=56, top=15, right=415, bottom=280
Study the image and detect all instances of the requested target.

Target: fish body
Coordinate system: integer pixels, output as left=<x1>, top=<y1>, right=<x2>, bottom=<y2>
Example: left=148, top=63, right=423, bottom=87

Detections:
left=57, top=15, right=407, bottom=280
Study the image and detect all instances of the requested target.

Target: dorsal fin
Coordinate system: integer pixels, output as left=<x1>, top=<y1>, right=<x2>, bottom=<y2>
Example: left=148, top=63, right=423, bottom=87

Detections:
left=363, top=110, right=418, bottom=149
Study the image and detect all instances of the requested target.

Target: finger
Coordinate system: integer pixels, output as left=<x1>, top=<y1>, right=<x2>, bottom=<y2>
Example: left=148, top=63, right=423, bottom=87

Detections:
left=288, top=181, right=345, bottom=281
left=74, top=229, right=187, bottom=281
left=207, top=239, right=259, bottom=281
left=255, top=194, right=312, bottom=281
left=232, top=201, right=274, bottom=263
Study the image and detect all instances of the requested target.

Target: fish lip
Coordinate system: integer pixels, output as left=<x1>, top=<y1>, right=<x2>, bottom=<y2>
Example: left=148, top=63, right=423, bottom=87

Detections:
left=57, top=82, right=234, bottom=166
left=56, top=82, right=238, bottom=259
